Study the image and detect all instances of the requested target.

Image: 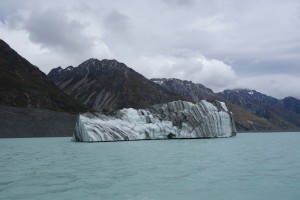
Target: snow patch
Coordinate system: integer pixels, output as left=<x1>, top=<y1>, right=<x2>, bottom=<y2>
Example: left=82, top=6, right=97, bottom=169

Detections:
left=153, top=80, right=164, bottom=85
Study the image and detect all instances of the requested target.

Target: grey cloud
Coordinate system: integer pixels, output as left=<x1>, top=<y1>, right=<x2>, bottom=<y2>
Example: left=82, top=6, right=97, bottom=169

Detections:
left=232, top=58, right=300, bottom=76
left=0, top=0, right=27, bottom=21
left=101, top=9, right=134, bottom=58
left=163, top=0, right=195, bottom=6
left=4, top=13, right=25, bottom=30
left=235, top=74, right=300, bottom=99
left=104, top=10, right=130, bottom=33
left=24, top=9, right=94, bottom=55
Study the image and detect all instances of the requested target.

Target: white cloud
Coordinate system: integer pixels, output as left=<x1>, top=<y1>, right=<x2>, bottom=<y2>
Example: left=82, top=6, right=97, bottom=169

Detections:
left=129, top=50, right=237, bottom=92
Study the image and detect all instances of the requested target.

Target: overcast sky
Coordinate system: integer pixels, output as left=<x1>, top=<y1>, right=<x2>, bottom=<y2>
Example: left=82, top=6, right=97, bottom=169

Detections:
left=1, top=0, right=300, bottom=99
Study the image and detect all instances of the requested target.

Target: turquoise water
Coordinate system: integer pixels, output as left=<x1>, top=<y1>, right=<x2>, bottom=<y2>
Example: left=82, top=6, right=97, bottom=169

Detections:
left=0, top=133, right=300, bottom=200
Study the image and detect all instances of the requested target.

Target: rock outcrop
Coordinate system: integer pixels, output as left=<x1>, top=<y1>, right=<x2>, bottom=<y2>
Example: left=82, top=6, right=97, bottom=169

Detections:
left=74, top=100, right=237, bottom=142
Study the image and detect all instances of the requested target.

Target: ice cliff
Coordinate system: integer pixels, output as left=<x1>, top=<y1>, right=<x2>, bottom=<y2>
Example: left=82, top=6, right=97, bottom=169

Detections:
left=73, top=100, right=237, bottom=142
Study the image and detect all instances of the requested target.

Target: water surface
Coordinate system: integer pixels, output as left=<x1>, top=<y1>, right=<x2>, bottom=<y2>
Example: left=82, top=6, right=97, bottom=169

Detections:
left=0, top=132, right=300, bottom=200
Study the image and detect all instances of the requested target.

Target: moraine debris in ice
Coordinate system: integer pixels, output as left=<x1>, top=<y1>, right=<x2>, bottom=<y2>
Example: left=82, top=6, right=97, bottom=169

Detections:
left=73, top=100, right=237, bottom=142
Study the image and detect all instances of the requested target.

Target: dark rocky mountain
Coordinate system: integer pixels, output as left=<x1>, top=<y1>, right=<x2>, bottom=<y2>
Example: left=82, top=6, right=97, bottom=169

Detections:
left=282, top=97, right=300, bottom=115
left=151, top=78, right=218, bottom=102
left=220, top=89, right=281, bottom=109
left=48, top=59, right=186, bottom=112
left=151, top=78, right=300, bottom=132
left=219, top=89, right=300, bottom=131
left=0, top=39, right=88, bottom=138
left=0, top=39, right=86, bottom=113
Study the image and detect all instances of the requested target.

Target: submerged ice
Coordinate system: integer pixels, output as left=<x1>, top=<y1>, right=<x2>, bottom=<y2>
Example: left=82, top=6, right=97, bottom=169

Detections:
left=74, top=100, right=237, bottom=142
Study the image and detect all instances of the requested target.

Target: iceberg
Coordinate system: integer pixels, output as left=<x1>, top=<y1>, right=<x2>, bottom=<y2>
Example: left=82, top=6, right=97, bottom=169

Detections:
left=73, top=100, right=237, bottom=142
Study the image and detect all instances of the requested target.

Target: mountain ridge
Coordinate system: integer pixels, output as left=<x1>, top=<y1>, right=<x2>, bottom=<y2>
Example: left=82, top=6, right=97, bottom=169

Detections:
left=218, top=89, right=300, bottom=130
left=48, top=58, right=188, bottom=112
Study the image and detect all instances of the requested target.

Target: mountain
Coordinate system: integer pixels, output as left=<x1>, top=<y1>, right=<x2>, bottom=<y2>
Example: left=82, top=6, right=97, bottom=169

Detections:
left=150, top=78, right=298, bottom=132
left=282, top=97, right=300, bottom=115
left=48, top=59, right=187, bottom=112
left=0, top=39, right=88, bottom=138
left=219, top=89, right=300, bottom=131
left=0, top=39, right=86, bottom=113
left=151, top=78, right=218, bottom=102
left=219, top=89, right=280, bottom=110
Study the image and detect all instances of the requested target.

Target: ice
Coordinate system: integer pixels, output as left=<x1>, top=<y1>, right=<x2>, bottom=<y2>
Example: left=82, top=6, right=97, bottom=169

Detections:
left=74, top=100, right=237, bottom=142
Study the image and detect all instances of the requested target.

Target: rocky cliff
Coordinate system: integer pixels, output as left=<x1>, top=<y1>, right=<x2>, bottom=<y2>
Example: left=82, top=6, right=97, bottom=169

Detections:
left=73, top=100, right=237, bottom=142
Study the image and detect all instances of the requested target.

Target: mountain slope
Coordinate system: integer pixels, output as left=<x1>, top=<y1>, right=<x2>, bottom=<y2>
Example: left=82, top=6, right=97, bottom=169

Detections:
left=48, top=59, right=187, bottom=112
left=282, top=97, right=300, bottom=115
left=151, top=78, right=219, bottom=101
left=150, top=78, right=275, bottom=132
left=219, top=89, right=300, bottom=131
left=0, top=39, right=86, bottom=113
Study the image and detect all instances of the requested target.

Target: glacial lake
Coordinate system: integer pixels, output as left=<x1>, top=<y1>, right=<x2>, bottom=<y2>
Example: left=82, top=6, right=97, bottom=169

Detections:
left=0, top=133, right=300, bottom=200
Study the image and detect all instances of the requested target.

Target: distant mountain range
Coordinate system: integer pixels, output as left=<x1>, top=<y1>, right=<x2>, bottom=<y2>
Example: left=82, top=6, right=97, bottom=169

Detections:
left=150, top=78, right=272, bottom=131
left=1, top=38, right=300, bottom=137
left=219, top=89, right=300, bottom=130
left=151, top=78, right=300, bottom=131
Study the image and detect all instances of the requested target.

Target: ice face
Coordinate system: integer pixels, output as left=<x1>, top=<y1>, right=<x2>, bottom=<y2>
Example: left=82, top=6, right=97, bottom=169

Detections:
left=74, top=100, right=237, bottom=142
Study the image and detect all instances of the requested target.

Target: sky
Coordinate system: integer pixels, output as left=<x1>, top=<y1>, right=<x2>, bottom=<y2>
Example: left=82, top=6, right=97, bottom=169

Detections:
left=0, top=0, right=300, bottom=99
